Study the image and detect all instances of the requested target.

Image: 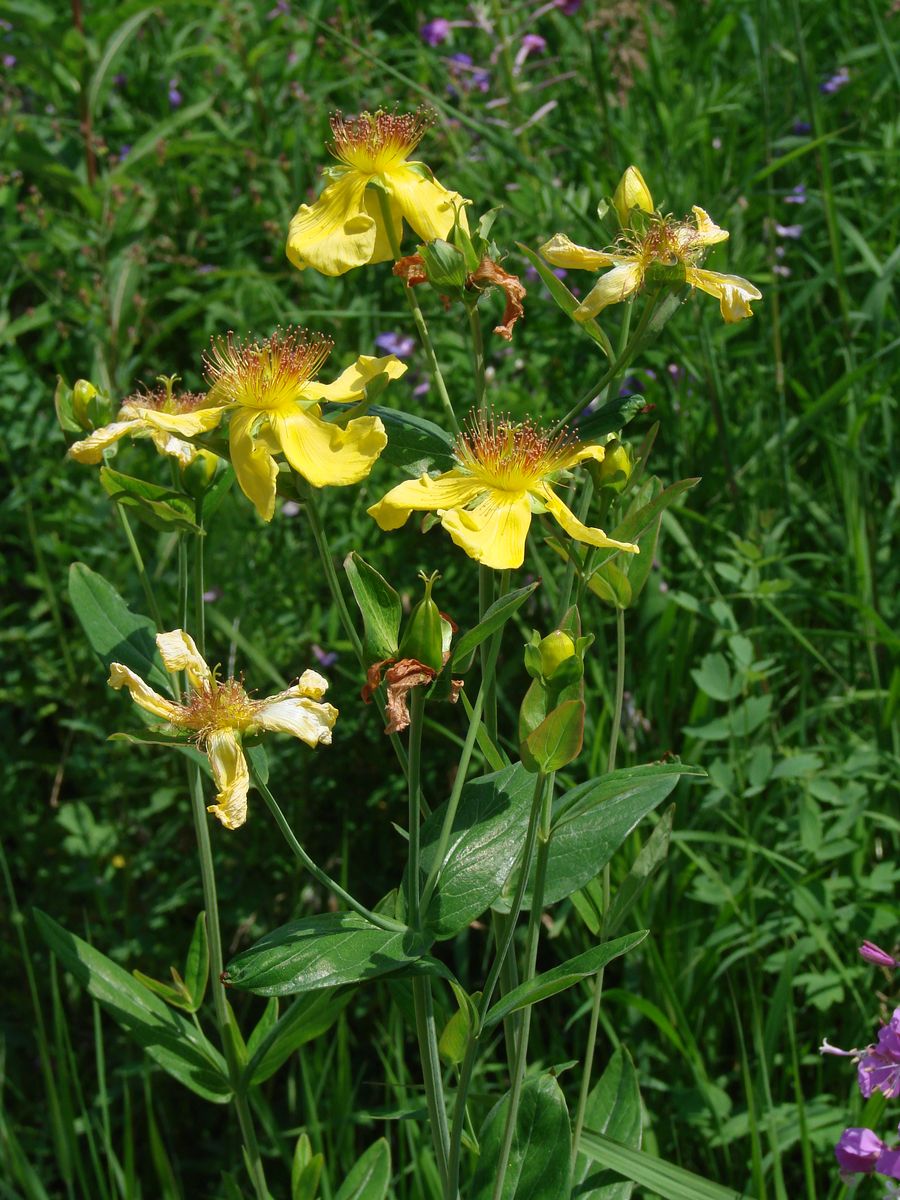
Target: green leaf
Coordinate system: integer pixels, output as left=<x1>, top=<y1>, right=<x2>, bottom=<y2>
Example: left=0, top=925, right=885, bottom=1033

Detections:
left=517, top=242, right=613, bottom=359
left=246, top=988, right=353, bottom=1085
left=577, top=394, right=648, bottom=441
left=369, top=405, right=456, bottom=476
left=586, top=478, right=698, bottom=577
left=605, top=806, right=674, bottom=937
left=292, top=1132, right=324, bottom=1200
left=451, top=580, right=540, bottom=670
left=223, top=912, right=438, bottom=997
left=484, top=933, right=647, bottom=1029
left=496, top=764, right=702, bottom=911
left=574, top=1048, right=642, bottom=1200
left=99, top=466, right=200, bottom=533
left=418, top=764, right=535, bottom=940
left=577, top=1132, right=749, bottom=1199
left=68, top=562, right=169, bottom=694
left=690, top=653, right=740, bottom=702
left=131, top=969, right=190, bottom=1010
left=334, top=1139, right=391, bottom=1200
left=472, top=1074, right=572, bottom=1199
left=683, top=695, right=773, bottom=741
left=87, top=7, right=157, bottom=117
left=34, top=911, right=230, bottom=1103
left=182, top=911, right=209, bottom=1013
left=201, top=465, right=235, bottom=522
left=344, top=552, right=401, bottom=660
left=587, top=561, right=632, bottom=610
left=520, top=699, right=585, bottom=773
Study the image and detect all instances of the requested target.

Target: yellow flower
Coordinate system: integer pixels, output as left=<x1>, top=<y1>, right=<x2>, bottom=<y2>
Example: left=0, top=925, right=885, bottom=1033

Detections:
left=68, top=384, right=223, bottom=467
left=109, top=629, right=338, bottom=830
left=541, top=170, right=761, bottom=324
left=203, top=328, right=406, bottom=521
left=286, top=109, right=469, bottom=277
left=367, top=414, right=639, bottom=571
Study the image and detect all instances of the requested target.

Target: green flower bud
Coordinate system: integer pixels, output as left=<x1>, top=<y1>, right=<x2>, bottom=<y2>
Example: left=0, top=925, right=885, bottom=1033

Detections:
left=613, top=165, right=654, bottom=230
left=398, top=572, right=446, bottom=673
left=595, top=439, right=632, bottom=492
left=72, top=379, right=98, bottom=429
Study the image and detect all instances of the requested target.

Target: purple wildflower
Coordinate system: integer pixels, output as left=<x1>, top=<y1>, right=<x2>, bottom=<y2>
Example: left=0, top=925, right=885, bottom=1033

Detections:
left=168, top=78, right=182, bottom=108
left=785, top=184, right=806, bottom=205
left=773, top=264, right=791, bottom=278
left=860, top=941, right=898, bottom=969
left=202, top=587, right=222, bottom=604
left=835, top=1128, right=887, bottom=1176
left=556, top=0, right=581, bottom=11
left=446, top=52, right=490, bottom=93
left=775, top=223, right=803, bottom=239
left=667, top=363, right=685, bottom=383
left=792, top=120, right=812, bottom=135
left=267, top=0, right=289, bottom=17
left=421, top=18, right=452, bottom=46
left=0, top=20, right=12, bottom=31
left=117, top=145, right=132, bottom=162
left=113, top=72, right=127, bottom=88
left=514, top=33, right=547, bottom=73
left=374, top=331, right=416, bottom=358
left=3, top=54, right=16, bottom=68
left=280, top=500, right=301, bottom=517
left=412, top=376, right=430, bottom=396
left=195, top=263, right=217, bottom=274
left=820, top=66, right=850, bottom=94
left=858, top=1008, right=900, bottom=1099
left=311, top=643, right=339, bottom=669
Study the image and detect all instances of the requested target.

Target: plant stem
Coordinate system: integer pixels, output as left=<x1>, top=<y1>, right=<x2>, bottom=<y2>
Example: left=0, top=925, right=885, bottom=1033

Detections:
left=571, top=604, right=626, bottom=1163
left=490, top=776, right=554, bottom=1200
left=444, top=770, right=548, bottom=1199
left=302, top=482, right=363, bottom=664
left=194, top=499, right=206, bottom=656
left=407, top=689, right=425, bottom=920
left=117, top=506, right=166, bottom=634
left=374, top=188, right=460, bottom=434
left=248, top=764, right=406, bottom=934
left=186, top=766, right=270, bottom=1200
left=468, top=303, right=487, bottom=417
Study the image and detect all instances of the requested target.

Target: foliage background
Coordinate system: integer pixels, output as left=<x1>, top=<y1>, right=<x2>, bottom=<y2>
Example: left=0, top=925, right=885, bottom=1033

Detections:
left=1, top=0, right=897, bottom=1196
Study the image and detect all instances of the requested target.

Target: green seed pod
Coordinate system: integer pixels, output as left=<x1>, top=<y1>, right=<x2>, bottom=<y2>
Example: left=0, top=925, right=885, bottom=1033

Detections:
left=398, top=572, right=445, bottom=672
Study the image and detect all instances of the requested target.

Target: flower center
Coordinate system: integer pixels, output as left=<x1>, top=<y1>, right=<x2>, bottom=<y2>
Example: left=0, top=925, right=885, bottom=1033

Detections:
left=329, top=108, right=433, bottom=174
left=122, top=384, right=207, bottom=417
left=181, top=677, right=256, bottom=742
left=455, top=414, right=575, bottom=492
left=204, top=327, right=333, bottom=411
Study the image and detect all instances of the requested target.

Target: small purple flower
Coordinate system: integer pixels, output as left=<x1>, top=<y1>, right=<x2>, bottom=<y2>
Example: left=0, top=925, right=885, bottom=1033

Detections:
left=113, top=72, right=127, bottom=88
left=835, top=1128, right=887, bottom=1176
left=168, top=78, right=182, bottom=108
left=413, top=376, right=430, bottom=396
left=775, top=223, right=803, bottom=239
left=514, top=33, right=546, bottom=73
left=446, top=52, right=490, bottom=93
left=773, top=264, right=792, bottom=278
left=555, top=0, right=581, bottom=11
left=667, top=363, right=685, bottom=383
left=202, top=587, right=222, bottom=604
left=792, top=120, right=812, bottom=135
left=858, top=1008, right=900, bottom=1099
left=421, top=17, right=452, bottom=46
left=619, top=375, right=643, bottom=397
left=860, top=941, right=898, bottom=969
left=267, top=0, right=289, bottom=17
left=0, top=19, right=13, bottom=31
left=311, top=643, right=339, bottom=669
left=195, top=263, right=217, bottom=274
left=3, top=54, right=16, bottom=69
left=280, top=500, right=301, bottom=517
left=785, top=184, right=807, bottom=205
left=117, top=144, right=132, bottom=162
left=820, top=66, right=850, bottom=94
left=375, top=331, right=416, bottom=358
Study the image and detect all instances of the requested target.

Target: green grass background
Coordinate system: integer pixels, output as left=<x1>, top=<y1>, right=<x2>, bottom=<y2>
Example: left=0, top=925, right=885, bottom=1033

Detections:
left=1, top=0, right=897, bottom=1196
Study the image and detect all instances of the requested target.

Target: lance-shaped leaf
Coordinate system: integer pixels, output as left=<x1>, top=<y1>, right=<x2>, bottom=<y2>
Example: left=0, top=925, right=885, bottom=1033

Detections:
left=35, top=911, right=230, bottom=1103
left=369, top=405, right=456, bottom=476
left=577, top=1132, right=748, bottom=1200
left=574, top=1047, right=642, bottom=1199
left=577, top=393, right=648, bottom=441
left=99, top=466, right=200, bottom=533
left=245, top=988, right=353, bottom=1085
left=520, top=699, right=585, bottom=773
left=334, top=1139, right=391, bottom=1200
left=417, top=763, right=535, bottom=941
left=495, top=763, right=703, bottom=912
left=68, top=562, right=169, bottom=693
left=519, top=242, right=613, bottom=359
left=344, top=552, right=402, bottom=660
left=472, top=1074, right=572, bottom=1199
left=223, top=912, right=440, bottom=997
left=451, top=580, right=541, bottom=671
left=484, top=932, right=647, bottom=1029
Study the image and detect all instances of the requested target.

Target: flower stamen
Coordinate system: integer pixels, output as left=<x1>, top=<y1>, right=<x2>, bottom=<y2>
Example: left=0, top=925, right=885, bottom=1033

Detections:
left=204, top=327, right=334, bottom=411
left=455, top=412, right=576, bottom=491
left=328, top=108, right=434, bottom=172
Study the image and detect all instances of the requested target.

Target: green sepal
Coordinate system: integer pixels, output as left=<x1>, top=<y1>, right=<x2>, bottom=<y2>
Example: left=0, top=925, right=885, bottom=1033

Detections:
left=520, top=698, right=585, bottom=773
left=344, top=552, right=402, bottom=661
left=398, top=571, right=445, bottom=672
left=419, top=238, right=468, bottom=298
left=99, top=466, right=200, bottom=533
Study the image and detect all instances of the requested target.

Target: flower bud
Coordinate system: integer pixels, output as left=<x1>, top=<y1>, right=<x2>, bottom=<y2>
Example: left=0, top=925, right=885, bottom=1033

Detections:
left=181, top=448, right=220, bottom=496
left=72, top=379, right=98, bottom=429
left=398, top=572, right=446, bottom=673
left=536, top=630, right=576, bottom=678
left=595, top=439, right=632, bottom=492
left=613, top=165, right=654, bottom=229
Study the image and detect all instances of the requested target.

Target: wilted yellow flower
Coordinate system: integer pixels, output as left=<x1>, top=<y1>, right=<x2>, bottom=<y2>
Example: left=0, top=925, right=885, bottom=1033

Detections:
left=286, top=109, right=469, bottom=276
left=203, top=328, right=406, bottom=521
left=541, top=169, right=761, bottom=324
left=68, top=383, right=222, bottom=468
left=109, top=629, right=337, bottom=830
left=612, top=165, right=654, bottom=229
left=368, top=414, right=638, bottom=570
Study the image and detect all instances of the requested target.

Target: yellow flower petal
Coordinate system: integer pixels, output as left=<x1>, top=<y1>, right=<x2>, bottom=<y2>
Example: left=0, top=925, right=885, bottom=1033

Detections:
left=613, top=165, right=654, bottom=228
left=537, top=484, right=639, bottom=554
left=229, top=408, right=279, bottom=522
left=300, top=354, right=407, bottom=404
left=685, top=267, right=762, bottom=323
left=156, top=630, right=212, bottom=690
left=559, top=442, right=608, bottom=470
left=690, top=206, right=729, bottom=246
left=574, top=261, right=644, bottom=321
left=367, top=470, right=483, bottom=531
left=108, top=662, right=184, bottom=723
left=292, top=669, right=330, bottom=700
left=254, top=694, right=338, bottom=746
left=206, top=729, right=250, bottom=830
left=68, top=419, right=145, bottom=464
left=539, top=233, right=630, bottom=272
left=439, top=491, right=533, bottom=570
left=271, top=406, right=387, bottom=488
left=386, top=162, right=468, bottom=243
left=285, top=170, right=377, bottom=277
left=149, top=430, right=199, bottom=466
left=131, top=406, right=225, bottom=437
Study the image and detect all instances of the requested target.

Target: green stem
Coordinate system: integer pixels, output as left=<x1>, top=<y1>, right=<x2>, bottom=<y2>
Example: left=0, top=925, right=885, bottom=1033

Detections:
left=479, top=566, right=498, bottom=743
left=248, top=764, right=406, bottom=934
left=117, top=506, right=165, bottom=634
left=468, top=303, right=487, bottom=417
left=374, top=187, right=460, bottom=434
left=490, top=777, right=554, bottom=1200
left=302, top=482, right=363, bottom=665
left=194, top=499, right=206, bottom=656
left=571, top=605, right=626, bottom=1163
left=407, top=689, right=425, bottom=921
left=186, top=765, right=270, bottom=1200
left=444, top=771, right=548, bottom=1199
